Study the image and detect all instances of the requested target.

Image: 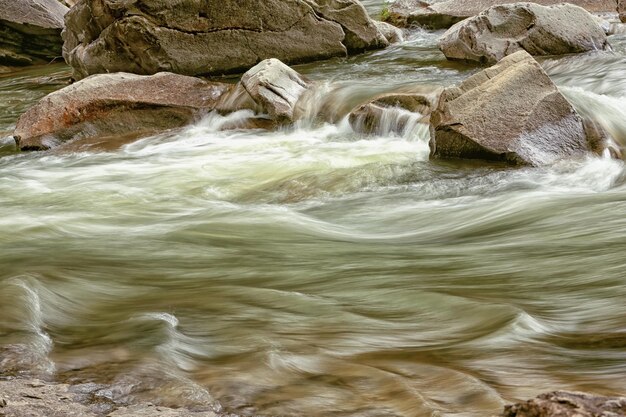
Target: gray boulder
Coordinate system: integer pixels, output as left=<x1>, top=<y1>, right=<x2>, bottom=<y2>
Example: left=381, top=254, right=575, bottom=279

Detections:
left=384, top=0, right=619, bottom=29
left=501, top=391, right=626, bottom=417
left=241, top=59, right=311, bottom=123
left=439, top=3, right=609, bottom=65
left=302, top=0, right=389, bottom=51
left=13, top=72, right=231, bottom=151
left=374, top=21, right=404, bottom=44
left=429, top=51, right=600, bottom=166
left=62, top=0, right=388, bottom=80
left=0, top=0, right=68, bottom=66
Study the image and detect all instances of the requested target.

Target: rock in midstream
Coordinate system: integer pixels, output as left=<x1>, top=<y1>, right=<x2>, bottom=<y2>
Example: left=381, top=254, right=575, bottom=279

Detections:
left=438, top=3, right=610, bottom=65
left=13, top=72, right=231, bottom=151
left=348, top=86, right=442, bottom=135
left=241, top=59, right=311, bottom=124
left=373, top=21, right=404, bottom=44
left=0, top=0, right=68, bottom=66
left=13, top=58, right=320, bottom=151
left=429, top=50, right=617, bottom=166
left=383, top=0, right=620, bottom=29
left=62, top=0, right=389, bottom=80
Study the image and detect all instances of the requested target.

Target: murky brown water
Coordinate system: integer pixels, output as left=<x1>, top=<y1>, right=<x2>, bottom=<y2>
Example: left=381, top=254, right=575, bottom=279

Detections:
left=1, top=14, right=626, bottom=417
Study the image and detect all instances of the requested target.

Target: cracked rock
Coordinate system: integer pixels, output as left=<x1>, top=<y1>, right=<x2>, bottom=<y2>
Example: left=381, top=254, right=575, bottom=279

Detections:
left=438, top=3, right=610, bottom=65
left=429, top=51, right=608, bottom=166
left=13, top=72, right=231, bottom=151
left=241, top=59, right=311, bottom=123
left=62, top=0, right=388, bottom=80
left=383, top=0, right=620, bottom=29
left=0, top=0, right=68, bottom=66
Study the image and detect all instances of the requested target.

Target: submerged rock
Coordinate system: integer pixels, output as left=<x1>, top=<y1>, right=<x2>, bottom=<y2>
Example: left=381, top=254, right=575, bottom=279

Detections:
left=383, top=0, right=620, bottom=29
left=62, top=0, right=388, bottom=80
left=14, top=72, right=230, bottom=151
left=349, top=86, right=441, bottom=135
left=439, top=3, right=609, bottom=65
left=0, top=0, right=68, bottom=66
left=0, top=378, right=222, bottom=416
left=501, top=391, right=626, bottom=417
left=429, top=51, right=602, bottom=166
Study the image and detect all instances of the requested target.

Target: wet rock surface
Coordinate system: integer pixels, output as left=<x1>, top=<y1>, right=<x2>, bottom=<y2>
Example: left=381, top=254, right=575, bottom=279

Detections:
left=12, top=58, right=321, bottom=151
left=13, top=72, right=231, bottom=150
left=0, top=0, right=68, bottom=66
left=619, top=0, right=626, bottom=22
left=62, top=0, right=388, bottom=80
left=439, top=3, right=609, bottom=65
left=501, top=391, right=626, bottom=417
left=349, top=86, right=441, bottom=135
left=429, top=50, right=596, bottom=165
left=384, top=0, right=620, bottom=29
left=374, top=21, right=404, bottom=44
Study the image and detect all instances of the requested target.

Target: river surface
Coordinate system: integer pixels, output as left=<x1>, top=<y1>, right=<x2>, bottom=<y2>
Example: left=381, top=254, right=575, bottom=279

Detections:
left=1, top=5, right=626, bottom=417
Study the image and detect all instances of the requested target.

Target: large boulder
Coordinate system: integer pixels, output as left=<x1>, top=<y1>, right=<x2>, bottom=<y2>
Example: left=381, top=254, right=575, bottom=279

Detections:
left=439, top=3, right=609, bottom=65
left=13, top=72, right=231, bottom=150
left=0, top=0, right=68, bottom=66
left=302, top=0, right=389, bottom=51
left=62, top=0, right=388, bottom=80
left=429, top=51, right=601, bottom=166
left=384, top=0, right=619, bottom=29
left=501, top=391, right=626, bottom=417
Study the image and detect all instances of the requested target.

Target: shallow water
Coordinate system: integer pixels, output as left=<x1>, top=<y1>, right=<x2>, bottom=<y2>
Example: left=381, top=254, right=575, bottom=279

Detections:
left=1, top=19, right=626, bottom=417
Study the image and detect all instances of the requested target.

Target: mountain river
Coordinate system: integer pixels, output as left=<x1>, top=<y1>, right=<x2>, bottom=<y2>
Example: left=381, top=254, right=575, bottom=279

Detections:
left=0, top=4, right=625, bottom=416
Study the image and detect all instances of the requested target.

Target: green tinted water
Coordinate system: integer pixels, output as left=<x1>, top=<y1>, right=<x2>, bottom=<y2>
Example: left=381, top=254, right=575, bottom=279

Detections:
left=0, top=24, right=625, bottom=417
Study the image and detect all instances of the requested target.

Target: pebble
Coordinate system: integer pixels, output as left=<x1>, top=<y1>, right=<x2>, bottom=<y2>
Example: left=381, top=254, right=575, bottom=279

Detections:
left=28, top=380, right=45, bottom=388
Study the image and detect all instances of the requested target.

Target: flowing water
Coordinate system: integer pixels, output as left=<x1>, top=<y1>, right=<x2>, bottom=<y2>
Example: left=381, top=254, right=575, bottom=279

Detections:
left=1, top=10, right=626, bottom=417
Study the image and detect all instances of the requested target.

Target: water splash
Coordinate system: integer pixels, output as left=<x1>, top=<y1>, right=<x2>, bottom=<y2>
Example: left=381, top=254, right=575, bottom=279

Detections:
left=0, top=277, right=55, bottom=377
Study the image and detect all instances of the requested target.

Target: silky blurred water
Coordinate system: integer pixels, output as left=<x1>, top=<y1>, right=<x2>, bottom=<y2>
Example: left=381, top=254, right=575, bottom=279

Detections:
left=0, top=18, right=625, bottom=417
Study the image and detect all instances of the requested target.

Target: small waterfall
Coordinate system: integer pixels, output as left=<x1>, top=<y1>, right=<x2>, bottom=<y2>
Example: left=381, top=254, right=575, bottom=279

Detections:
left=350, top=105, right=430, bottom=142
left=293, top=81, right=400, bottom=127
left=561, top=86, right=626, bottom=151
